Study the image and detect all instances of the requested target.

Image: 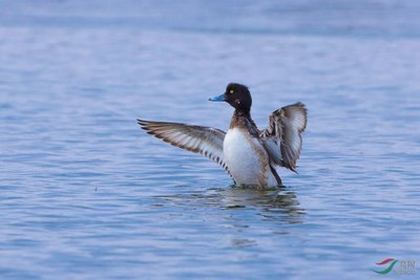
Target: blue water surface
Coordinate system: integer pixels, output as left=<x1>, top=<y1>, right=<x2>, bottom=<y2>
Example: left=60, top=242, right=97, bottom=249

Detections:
left=1, top=1, right=420, bottom=279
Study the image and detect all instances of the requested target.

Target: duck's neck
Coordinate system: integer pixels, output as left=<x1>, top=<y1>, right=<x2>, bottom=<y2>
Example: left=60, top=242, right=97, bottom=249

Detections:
left=230, top=109, right=254, bottom=129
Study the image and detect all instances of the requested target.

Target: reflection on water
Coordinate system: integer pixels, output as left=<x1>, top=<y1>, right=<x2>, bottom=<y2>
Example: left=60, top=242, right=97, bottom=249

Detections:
left=155, top=185, right=305, bottom=225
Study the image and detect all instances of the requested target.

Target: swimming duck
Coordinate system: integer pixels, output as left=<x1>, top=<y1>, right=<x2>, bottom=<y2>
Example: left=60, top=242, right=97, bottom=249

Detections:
left=137, top=83, right=307, bottom=188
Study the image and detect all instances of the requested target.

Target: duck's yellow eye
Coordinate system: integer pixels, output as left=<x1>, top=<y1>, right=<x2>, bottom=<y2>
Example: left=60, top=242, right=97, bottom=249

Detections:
left=229, top=89, right=234, bottom=94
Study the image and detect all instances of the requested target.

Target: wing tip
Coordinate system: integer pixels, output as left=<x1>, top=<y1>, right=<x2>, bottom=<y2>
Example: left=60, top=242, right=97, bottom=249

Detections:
left=137, top=118, right=154, bottom=131
left=137, top=118, right=146, bottom=126
left=282, top=160, right=298, bottom=173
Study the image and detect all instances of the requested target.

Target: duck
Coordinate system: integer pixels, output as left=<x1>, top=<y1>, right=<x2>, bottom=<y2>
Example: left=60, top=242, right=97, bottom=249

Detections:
left=137, top=83, right=307, bottom=188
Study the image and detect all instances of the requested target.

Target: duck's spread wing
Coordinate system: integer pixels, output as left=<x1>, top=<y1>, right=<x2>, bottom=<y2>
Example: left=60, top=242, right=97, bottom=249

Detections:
left=137, top=119, right=227, bottom=168
left=260, top=102, right=307, bottom=172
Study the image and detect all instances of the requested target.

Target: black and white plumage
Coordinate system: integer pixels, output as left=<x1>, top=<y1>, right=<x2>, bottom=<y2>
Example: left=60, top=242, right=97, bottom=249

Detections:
left=138, top=83, right=307, bottom=188
left=137, top=119, right=228, bottom=170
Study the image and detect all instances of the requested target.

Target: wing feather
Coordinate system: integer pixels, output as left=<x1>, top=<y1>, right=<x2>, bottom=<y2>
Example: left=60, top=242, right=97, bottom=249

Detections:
left=260, top=102, right=307, bottom=172
left=137, top=119, right=227, bottom=169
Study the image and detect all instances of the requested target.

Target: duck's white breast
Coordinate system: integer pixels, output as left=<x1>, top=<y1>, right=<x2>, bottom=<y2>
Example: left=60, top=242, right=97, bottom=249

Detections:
left=223, top=128, right=270, bottom=186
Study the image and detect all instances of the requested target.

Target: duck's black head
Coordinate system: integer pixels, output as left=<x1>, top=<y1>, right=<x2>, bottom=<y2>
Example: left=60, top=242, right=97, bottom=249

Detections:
left=209, top=83, right=252, bottom=113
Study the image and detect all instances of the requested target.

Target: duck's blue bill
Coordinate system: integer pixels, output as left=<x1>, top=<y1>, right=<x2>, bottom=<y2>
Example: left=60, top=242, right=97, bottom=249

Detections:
left=208, top=94, right=225, bottom=102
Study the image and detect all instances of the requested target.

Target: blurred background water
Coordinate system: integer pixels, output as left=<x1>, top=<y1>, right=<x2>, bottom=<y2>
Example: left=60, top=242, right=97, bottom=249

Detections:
left=1, top=1, right=420, bottom=279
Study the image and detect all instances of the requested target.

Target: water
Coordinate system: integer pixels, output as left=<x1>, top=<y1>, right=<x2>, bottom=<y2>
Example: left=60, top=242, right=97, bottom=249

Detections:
left=1, top=1, right=420, bottom=279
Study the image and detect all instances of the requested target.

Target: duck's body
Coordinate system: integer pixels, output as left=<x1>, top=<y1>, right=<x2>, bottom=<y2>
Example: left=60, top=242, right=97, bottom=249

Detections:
left=223, top=111, right=281, bottom=187
left=224, top=127, right=279, bottom=186
left=138, top=83, right=307, bottom=189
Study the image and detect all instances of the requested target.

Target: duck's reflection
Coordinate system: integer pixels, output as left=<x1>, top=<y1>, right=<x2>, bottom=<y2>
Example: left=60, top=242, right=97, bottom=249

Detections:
left=216, top=186, right=305, bottom=223
left=155, top=185, right=305, bottom=225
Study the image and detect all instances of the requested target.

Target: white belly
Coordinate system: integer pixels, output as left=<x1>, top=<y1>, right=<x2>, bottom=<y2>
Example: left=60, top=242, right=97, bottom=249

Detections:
left=223, top=128, right=277, bottom=187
